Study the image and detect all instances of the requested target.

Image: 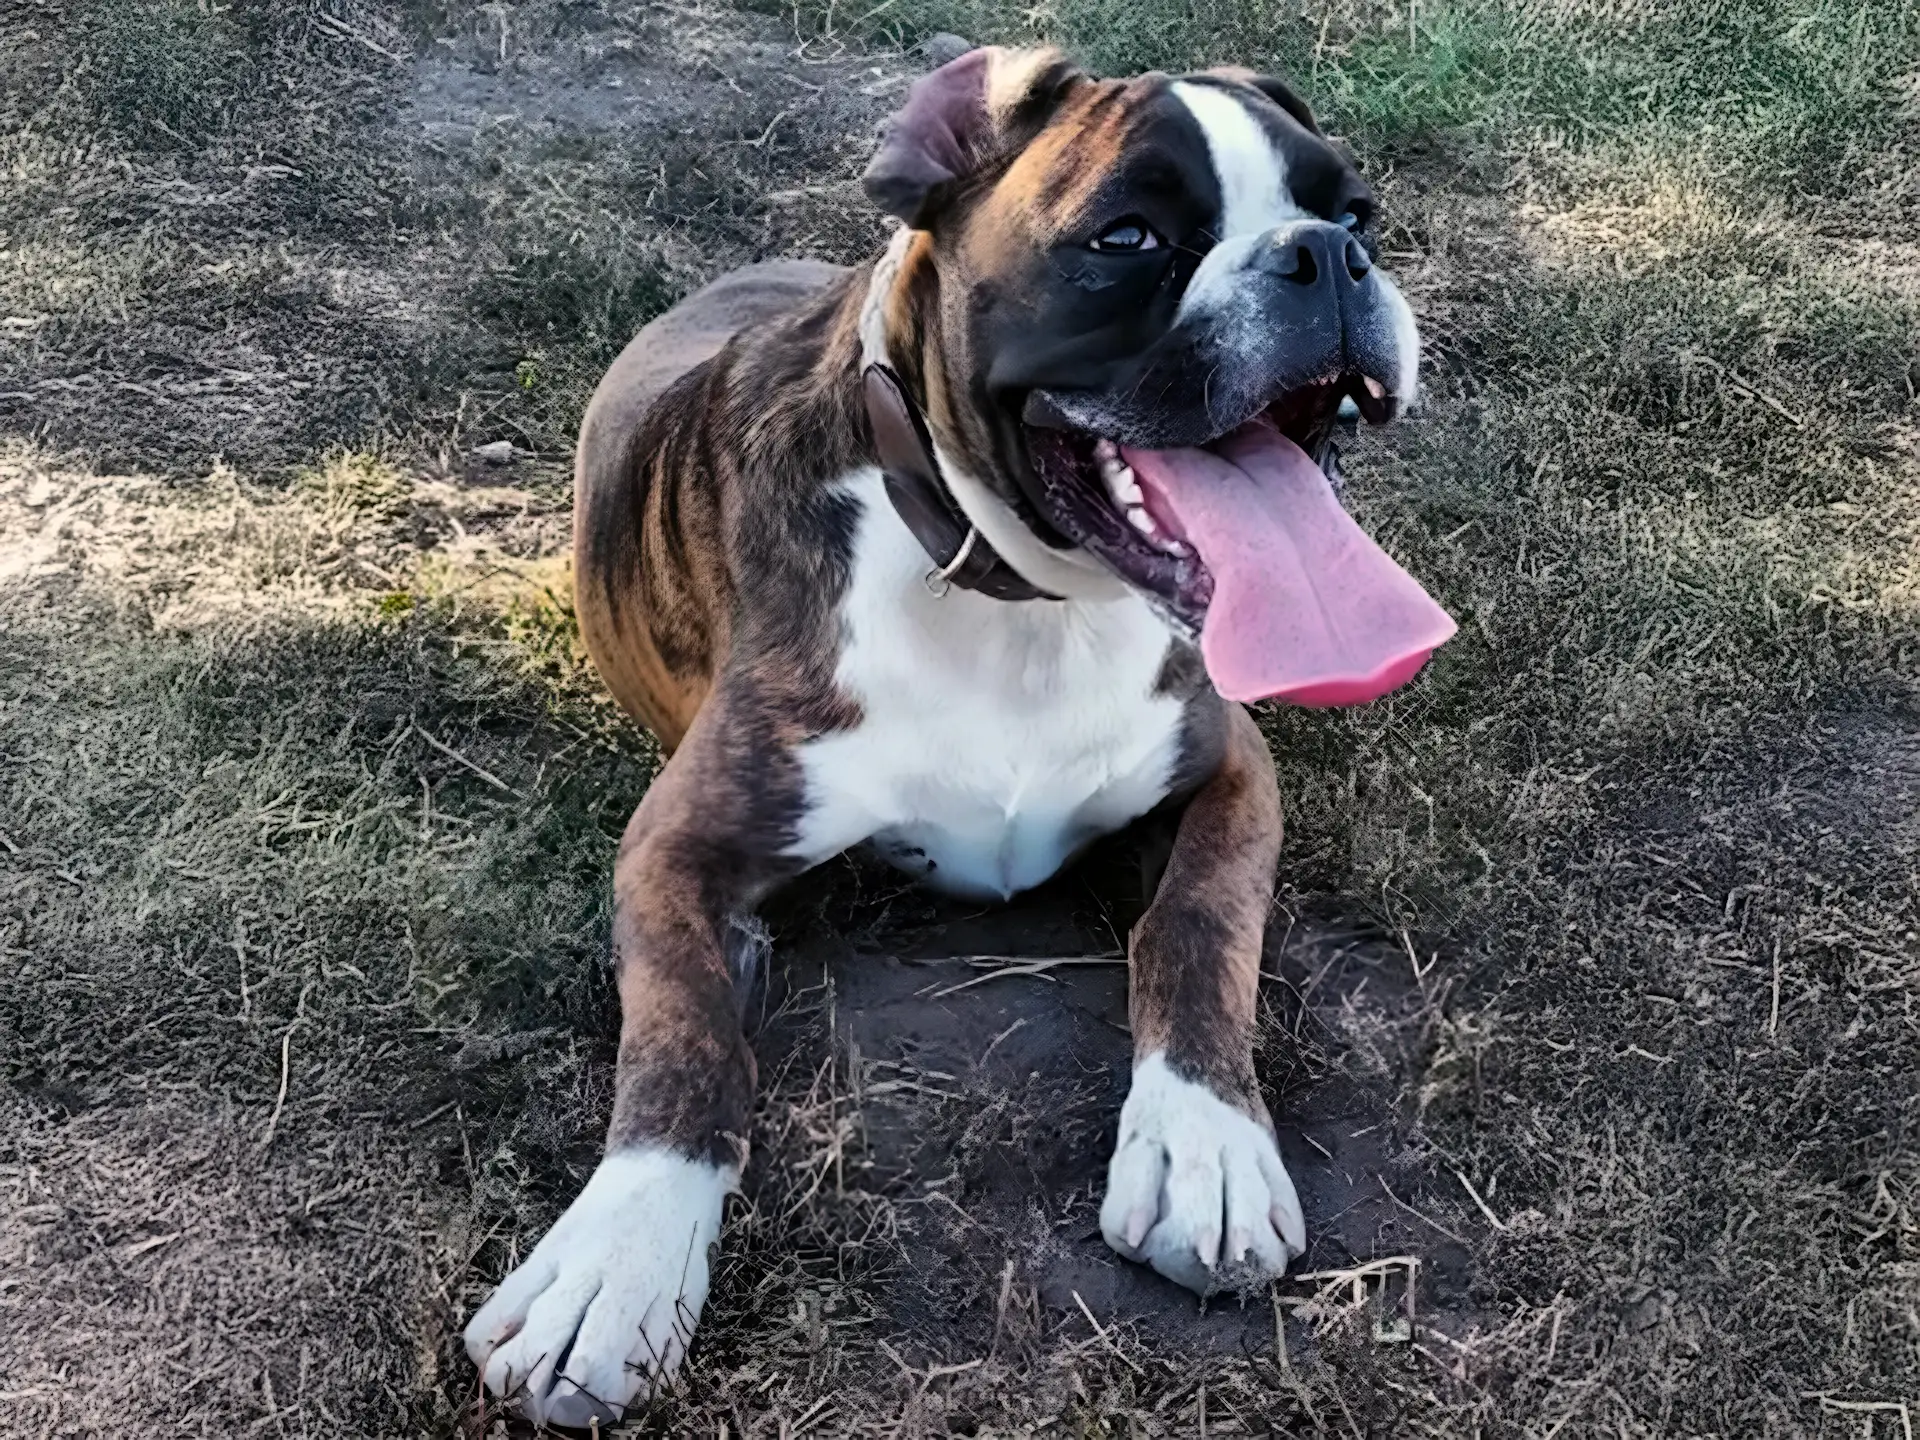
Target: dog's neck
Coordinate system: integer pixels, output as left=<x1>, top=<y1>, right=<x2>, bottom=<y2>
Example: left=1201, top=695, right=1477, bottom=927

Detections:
left=852, top=229, right=1055, bottom=603
left=858, top=226, right=914, bottom=374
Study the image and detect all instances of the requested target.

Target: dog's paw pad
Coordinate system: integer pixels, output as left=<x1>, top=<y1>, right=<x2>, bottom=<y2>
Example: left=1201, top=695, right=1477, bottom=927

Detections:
left=463, top=1149, right=734, bottom=1426
left=1098, top=1053, right=1304, bottom=1295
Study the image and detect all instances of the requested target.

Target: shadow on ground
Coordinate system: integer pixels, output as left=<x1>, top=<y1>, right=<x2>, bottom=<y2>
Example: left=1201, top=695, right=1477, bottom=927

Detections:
left=753, top=850, right=1482, bottom=1361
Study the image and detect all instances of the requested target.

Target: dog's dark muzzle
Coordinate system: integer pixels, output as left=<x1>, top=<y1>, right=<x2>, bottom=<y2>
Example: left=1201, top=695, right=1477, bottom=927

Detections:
left=1022, top=220, right=1406, bottom=450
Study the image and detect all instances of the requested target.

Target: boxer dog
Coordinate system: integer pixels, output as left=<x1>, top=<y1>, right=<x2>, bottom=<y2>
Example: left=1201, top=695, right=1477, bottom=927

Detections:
left=464, top=46, right=1453, bottom=1425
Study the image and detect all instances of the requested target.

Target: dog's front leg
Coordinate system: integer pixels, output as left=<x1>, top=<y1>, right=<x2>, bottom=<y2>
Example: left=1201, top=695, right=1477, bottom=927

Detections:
left=464, top=699, right=781, bottom=1427
left=1100, top=702, right=1305, bottom=1294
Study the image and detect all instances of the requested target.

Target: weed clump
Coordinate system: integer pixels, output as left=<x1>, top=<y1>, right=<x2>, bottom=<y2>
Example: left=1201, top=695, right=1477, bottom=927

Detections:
left=86, top=0, right=260, bottom=144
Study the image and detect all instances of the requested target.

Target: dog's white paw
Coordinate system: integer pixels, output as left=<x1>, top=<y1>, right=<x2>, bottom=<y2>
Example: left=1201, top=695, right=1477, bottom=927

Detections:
left=464, top=1149, right=734, bottom=1428
left=1099, top=1052, right=1305, bottom=1294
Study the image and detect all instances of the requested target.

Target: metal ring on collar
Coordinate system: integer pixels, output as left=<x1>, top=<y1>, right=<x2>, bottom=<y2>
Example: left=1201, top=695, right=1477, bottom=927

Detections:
left=923, top=526, right=980, bottom=598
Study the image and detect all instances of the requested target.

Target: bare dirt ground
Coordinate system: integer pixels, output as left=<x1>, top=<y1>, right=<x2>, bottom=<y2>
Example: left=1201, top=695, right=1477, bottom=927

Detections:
left=2, top=0, right=1917, bottom=1436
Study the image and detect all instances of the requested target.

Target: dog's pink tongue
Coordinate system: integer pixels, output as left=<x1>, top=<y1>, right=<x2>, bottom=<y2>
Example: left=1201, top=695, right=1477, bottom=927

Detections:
left=1121, top=424, right=1456, bottom=706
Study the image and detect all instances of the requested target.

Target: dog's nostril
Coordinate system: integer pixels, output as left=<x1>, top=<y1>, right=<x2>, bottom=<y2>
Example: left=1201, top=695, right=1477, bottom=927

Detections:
left=1280, top=244, right=1318, bottom=286
left=1344, top=237, right=1371, bottom=281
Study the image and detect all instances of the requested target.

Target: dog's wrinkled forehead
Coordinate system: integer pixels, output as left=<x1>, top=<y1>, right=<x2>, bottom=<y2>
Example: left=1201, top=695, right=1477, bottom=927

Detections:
left=1005, top=76, right=1365, bottom=247
left=862, top=49, right=1369, bottom=254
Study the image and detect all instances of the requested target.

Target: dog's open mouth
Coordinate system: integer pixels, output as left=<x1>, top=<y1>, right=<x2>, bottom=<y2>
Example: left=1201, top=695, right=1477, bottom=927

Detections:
left=1025, top=374, right=1456, bottom=706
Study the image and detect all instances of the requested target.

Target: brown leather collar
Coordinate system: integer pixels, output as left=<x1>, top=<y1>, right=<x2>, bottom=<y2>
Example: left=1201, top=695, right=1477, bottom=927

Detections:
left=862, top=363, right=1057, bottom=603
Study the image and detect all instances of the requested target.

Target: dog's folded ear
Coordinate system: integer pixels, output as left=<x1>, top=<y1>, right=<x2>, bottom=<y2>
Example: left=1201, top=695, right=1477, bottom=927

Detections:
left=1208, top=65, right=1321, bottom=135
left=863, top=46, right=1086, bottom=229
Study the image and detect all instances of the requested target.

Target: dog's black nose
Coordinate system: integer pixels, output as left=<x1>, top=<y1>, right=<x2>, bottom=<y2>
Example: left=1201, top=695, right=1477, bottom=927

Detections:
left=1263, top=222, right=1372, bottom=289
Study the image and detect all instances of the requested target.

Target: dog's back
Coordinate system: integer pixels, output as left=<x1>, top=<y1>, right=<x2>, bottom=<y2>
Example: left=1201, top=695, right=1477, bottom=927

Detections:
left=572, top=260, right=847, bottom=748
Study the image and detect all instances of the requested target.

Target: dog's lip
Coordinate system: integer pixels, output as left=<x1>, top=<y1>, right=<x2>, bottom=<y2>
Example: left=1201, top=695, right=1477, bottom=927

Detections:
left=1011, top=365, right=1408, bottom=631
left=1015, top=370, right=1387, bottom=553
left=1346, top=372, right=1397, bottom=426
left=1021, top=368, right=1402, bottom=445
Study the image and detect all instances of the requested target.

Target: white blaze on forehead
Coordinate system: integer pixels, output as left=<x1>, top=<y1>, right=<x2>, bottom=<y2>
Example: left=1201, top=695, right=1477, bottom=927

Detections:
left=1169, top=81, right=1306, bottom=239
left=1166, top=81, right=1423, bottom=401
left=1169, top=81, right=1309, bottom=325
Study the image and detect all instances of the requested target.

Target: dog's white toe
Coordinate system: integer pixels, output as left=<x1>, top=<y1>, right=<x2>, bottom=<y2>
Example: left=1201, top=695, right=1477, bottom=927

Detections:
left=1099, top=1052, right=1305, bottom=1294
left=464, top=1149, right=734, bottom=1427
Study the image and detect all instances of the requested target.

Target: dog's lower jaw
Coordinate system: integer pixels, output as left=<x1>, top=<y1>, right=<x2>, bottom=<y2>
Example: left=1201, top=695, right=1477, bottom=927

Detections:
left=463, top=1149, right=736, bottom=1426
left=1100, top=1051, right=1305, bottom=1294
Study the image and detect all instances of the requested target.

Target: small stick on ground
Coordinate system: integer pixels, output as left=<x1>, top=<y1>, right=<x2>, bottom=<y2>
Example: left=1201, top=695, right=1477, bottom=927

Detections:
left=1071, top=1290, right=1144, bottom=1376
left=991, top=1259, right=1017, bottom=1356
left=959, top=952, right=1123, bottom=967
left=1378, top=1177, right=1468, bottom=1245
left=1453, top=1169, right=1508, bottom=1232
left=1804, top=1394, right=1914, bottom=1440
left=414, top=724, right=524, bottom=797
left=930, top=954, right=1124, bottom=999
left=1272, top=1286, right=1291, bottom=1372
left=1769, top=937, right=1782, bottom=1038
left=314, top=11, right=406, bottom=62
left=259, top=982, right=312, bottom=1152
left=976, top=1016, right=1027, bottom=1067
left=1687, top=350, right=1806, bottom=427
left=1294, top=1256, right=1421, bottom=1289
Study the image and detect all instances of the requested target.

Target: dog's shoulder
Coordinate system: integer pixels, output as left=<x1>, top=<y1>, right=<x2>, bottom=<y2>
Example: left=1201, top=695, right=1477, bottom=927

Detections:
left=581, top=260, right=850, bottom=452
left=572, top=262, right=874, bottom=743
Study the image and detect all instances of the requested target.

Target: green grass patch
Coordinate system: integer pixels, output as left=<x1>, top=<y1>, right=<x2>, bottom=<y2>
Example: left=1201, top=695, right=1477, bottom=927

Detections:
left=468, top=229, right=680, bottom=355
left=1262, top=206, right=1918, bottom=909
left=805, top=0, right=1917, bottom=187
left=0, top=590, right=658, bottom=1432
left=461, top=221, right=682, bottom=449
left=84, top=0, right=259, bottom=144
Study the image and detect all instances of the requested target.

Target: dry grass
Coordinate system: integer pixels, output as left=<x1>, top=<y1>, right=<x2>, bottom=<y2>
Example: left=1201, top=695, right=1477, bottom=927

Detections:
left=2, top=0, right=1918, bottom=1434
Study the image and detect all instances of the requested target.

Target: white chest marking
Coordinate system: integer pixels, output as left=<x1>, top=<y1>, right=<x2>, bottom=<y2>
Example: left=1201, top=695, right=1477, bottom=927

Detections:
left=787, top=467, right=1186, bottom=900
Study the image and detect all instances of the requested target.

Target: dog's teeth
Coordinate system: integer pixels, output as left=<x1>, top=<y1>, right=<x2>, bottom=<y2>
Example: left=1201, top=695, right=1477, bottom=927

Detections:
left=1094, top=437, right=1121, bottom=464
left=1120, top=498, right=1189, bottom=556
left=1363, top=376, right=1388, bottom=401
left=1101, top=460, right=1142, bottom=506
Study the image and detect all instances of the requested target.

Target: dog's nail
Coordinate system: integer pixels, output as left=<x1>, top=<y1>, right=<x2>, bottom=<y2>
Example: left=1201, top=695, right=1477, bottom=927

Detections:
left=1123, top=1206, right=1153, bottom=1249
left=1195, top=1227, right=1220, bottom=1269
left=1273, top=1204, right=1307, bottom=1255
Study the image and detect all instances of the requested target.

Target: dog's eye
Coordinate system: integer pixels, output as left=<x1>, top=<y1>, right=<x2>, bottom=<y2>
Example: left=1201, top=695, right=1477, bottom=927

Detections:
left=1339, top=201, right=1374, bottom=233
left=1089, top=218, right=1162, bottom=253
